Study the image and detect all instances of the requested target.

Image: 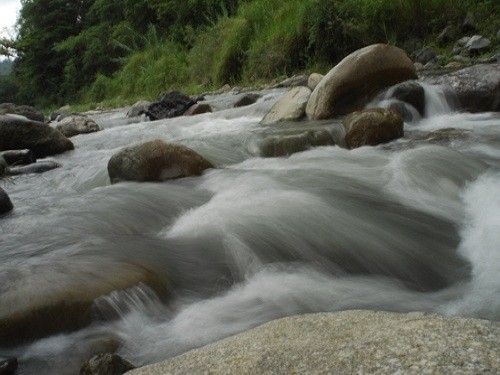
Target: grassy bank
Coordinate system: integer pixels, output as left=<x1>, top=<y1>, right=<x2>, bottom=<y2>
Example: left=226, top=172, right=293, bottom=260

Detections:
left=75, top=0, right=499, bottom=110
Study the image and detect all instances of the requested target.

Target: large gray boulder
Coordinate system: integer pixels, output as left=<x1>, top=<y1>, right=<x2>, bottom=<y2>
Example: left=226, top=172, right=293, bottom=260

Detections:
left=424, top=64, right=500, bottom=112
left=0, top=115, right=74, bottom=158
left=343, top=108, right=404, bottom=149
left=129, top=310, right=500, bottom=375
left=55, top=115, right=100, bottom=137
left=261, top=87, right=311, bottom=125
left=306, top=44, right=417, bottom=119
left=0, top=103, right=45, bottom=122
left=0, top=187, right=13, bottom=215
left=108, top=140, right=213, bottom=184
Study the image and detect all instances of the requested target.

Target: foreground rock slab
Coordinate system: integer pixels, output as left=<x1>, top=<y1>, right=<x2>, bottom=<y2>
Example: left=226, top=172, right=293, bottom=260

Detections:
left=261, top=86, right=311, bottom=125
left=343, top=108, right=404, bottom=149
left=306, top=44, right=416, bottom=119
left=55, top=115, right=101, bottom=137
left=128, top=310, right=499, bottom=375
left=108, top=140, right=213, bottom=183
left=0, top=115, right=74, bottom=158
left=81, top=353, right=135, bottom=375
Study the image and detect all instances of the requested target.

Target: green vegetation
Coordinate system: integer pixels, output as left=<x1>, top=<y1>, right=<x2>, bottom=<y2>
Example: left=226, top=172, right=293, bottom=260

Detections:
left=1, top=0, right=499, bottom=109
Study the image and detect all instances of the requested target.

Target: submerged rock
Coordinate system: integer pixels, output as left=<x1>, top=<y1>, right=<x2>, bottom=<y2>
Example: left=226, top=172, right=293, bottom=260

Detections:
left=0, top=187, right=13, bottom=215
left=7, top=160, right=61, bottom=176
left=306, top=44, right=416, bottom=119
left=55, top=115, right=101, bottom=137
left=128, top=310, right=500, bottom=375
left=259, top=130, right=335, bottom=157
left=0, top=149, right=36, bottom=166
left=80, top=353, right=135, bottom=375
left=0, top=356, right=18, bottom=375
left=144, top=92, right=196, bottom=120
left=343, top=108, right=404, bottom=149
left=184, top=103, right=213, bottom=116
left=0, top=115, right=74, bottom=158
left=0, top=103, right=45, bottom=122
left=424, top=64, right=500, bottom=112
left=421, top=128, right=471, bottom=144
left=261, top=86, right=311, bottom=125
left=233, top=93, right=261, bottom=108
left=126, top=101, right=151, bottom=118
left=108, top=140, right=213, bottom=183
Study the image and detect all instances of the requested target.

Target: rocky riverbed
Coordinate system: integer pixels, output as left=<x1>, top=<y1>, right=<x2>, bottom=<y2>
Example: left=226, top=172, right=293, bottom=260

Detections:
left=0, top=44, right=499, bottom=374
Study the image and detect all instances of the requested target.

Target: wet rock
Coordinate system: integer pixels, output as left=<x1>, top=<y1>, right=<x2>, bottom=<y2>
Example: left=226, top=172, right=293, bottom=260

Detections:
left=259, top=130, right=335, bottom=157
left=388, top=81, right=425, bottom=116
left=108, top=140, right=213, bottom=183
left=80, top=353, right=134, bottom=375
left=415, top=47, right=437, bottom=65
left=261, top=87, right=311, bottom=125
left=0, top=115, right=74, bottom=158
left=421, top=128, right=471, bottom=144
left=7, top=160, right=61, bottom=176
left=0, top=149, right=36, bottom=166
left=343, top=108, right=404, bottom=149
left=0, top=187, right=13, bottom=215
left=128, top=311, right=500, bottom=375
left=273, top=75, right=308, bottom=88
left=233, top=93, right=261, bottom=108
left=50, top=105, right=71, bottom=122
left=184, top=103, right=212, bottom=116
left=0, top=103, right=45, bottom=122
left=387, top=102, right=415, bottom=123
left=465, top=35, right=491, bottom=55
left=463, top=11, right=477, bottom=33
left=306, top=44, right=416, bottom=119
left=126, top=101, right=151, bottom=118
left=55, top=115, right=100, bottom=138
left=424, top=64, right=500, bottom=112
left=144, top=92, right=196, bottom=120
left=0, top=356, right=18, bottom=375
left=307, top=73, right=324, bottom=91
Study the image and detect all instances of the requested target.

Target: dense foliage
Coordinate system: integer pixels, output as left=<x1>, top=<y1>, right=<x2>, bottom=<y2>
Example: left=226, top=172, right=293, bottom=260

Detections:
left=0, top=0, right=498, bottom=108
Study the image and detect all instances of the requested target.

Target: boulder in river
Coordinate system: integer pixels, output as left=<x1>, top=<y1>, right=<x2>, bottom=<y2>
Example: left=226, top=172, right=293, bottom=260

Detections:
left=0, top=356, right=18, bottom=375
left=0, top=103, right=45, bottom=122
left=0, top=115, right=74, bottom=158
left=424, top=63, right=500, bottom=113
left=307, top=73, right=324, bottom=91
left=126, top=100, right=151, bottom=118
left=0, top=187, right=13, bottom=215
left=184, top=103, right=213, bottom=116
left=259, top=130, right=335, bottom=157
left=0, top=149, right=36, bottom=166
left=7, top=160, right=61, bottom=176
left=108, top=140, right=213, bottom=183
left=55, top=115, right=101, bottom=138
left=128, top=310, right=500, bottom=375
left=233, top=93, right=261, bottom=108
left=343, top=108, right=404, bottom=149
left=80, top=353, right=135, bottom=375
left=306, top=44, right=417, bottom=119
left=388, top=81, right=425, bottom=116
left=261, top=86, right=311, bottom=125
left=144, top=92, right=196, bottom=121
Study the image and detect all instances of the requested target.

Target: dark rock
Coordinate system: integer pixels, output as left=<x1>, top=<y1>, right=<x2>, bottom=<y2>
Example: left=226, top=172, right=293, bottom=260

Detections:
left=184, top=103, right=213, bottom=116
left=55, top=115, right=101, bottom=137
left=0, top=115, right=74, bottom=158
left=387, top=102, right=415, bottom=123
left=80, top=353, right=134, bottom=375
left=343, top=108, right=404, bottom=149
left=0, top=103, right=45, bottom=122
left=233, top=93, right=261, bottom=108
left=0, top=356, right=18, bottom=375
left=144, top=91, right=196, bottom=120
left=424, top=64, right=500, bottom=112
left=108, top=140, right=213, bottom=183
left=437, top=25, right=455, bottom=45
left=307, top=44, right=416, bottom=119
left=465, top=35, right=491, bottom=55
left=259, top=130, right=335, bottom=157
left=273, top=75, right=308, bottom=88
left=7, top=160, right=61, bottom=176
left=126, top=101, right=151, bottom=118
left=0, top=187, right=13, bottom=216
left=388, top=81, right=425, bottom=116
left=0, top=149, right=36, bottom=166
left=463, top=12, right=477, bottom=33
left=415, top=47, right=437, bottom=65
left=49, top=105, right=71, bottom=122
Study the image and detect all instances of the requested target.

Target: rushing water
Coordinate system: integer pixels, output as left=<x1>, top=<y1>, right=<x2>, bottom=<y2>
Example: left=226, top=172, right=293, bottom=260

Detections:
left=1, top=85, right=499, bottom=374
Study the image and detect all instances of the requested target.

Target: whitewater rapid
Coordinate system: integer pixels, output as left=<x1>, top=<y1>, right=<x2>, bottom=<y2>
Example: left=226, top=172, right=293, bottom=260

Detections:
left=0, top=86, right=499, bottom=374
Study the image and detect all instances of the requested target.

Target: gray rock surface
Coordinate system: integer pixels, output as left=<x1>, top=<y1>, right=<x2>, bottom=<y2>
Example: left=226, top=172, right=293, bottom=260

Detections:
left=126, top=101, right=151, bottom=118
left=259, top=130, right=334, bottom=157
left=261, top=86, right=311, bottom=125
left=184, top=103, right=212, bottom=116
left=465, top=35, right=491, bottom=55
left=0, top=103, right=45, bottom=122
left=128, top=310, right=500, bottom=375
left=307, top=73, right=324, bottom=91
left=55, top=115, right=101, bottom=137
left=81, top=353, right=134, bottom=375
left=273, top=75, right=308, bottom=88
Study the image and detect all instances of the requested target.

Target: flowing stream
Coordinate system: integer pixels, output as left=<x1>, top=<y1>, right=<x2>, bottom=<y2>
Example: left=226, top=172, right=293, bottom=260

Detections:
left=0, top=84, right=499, bottom=374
